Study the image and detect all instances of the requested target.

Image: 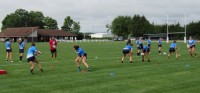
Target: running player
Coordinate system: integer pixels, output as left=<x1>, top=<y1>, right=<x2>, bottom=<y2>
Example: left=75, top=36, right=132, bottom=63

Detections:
left=187, top=36, right=197, bottom=57
left=136, top=37, right=142, bottom=56
left=158, top=38, right=163, bottom=54
left=49, top=37, right=57, bottom=60
left=141, top=44, right=150, bottom=62
left=5, top=38, right=13, bottom=62
left=73, top=45, right=90, bottom=72
left=19, top=38, right=25, bottom=62
left=26, top=42, right=43, bottom=74
left=168, top=40, right=178, bottom=59
left=147, top=37, right=151, bottom=52
left=121, top=43, right=133, bottom=63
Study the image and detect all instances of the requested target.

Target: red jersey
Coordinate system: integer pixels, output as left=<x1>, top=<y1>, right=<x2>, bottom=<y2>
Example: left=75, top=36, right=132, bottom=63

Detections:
left=49, top=39, right=57, bottom=50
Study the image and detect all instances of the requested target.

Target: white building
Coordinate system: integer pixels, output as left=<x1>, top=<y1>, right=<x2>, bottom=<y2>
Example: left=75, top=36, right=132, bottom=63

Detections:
left=90, top=32, right=114, bottom=38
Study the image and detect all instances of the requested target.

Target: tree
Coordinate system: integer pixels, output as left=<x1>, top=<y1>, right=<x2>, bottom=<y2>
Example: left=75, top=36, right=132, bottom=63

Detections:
left=72, top=22, right=80, bottom=34
left=1, top=9, right=46, bottom=30
left=43, top=16, right=58, bottom=29
left=2, top=9, right=30, bottom=30
left=110, top=16, right=131, bottom=38
left=61, top=16, right=74, bottom=32
left=29, top=11, right=45, bottom=28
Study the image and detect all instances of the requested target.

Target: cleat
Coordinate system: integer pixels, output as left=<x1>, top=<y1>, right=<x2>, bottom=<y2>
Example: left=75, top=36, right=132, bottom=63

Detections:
left=87, top=68, right=91, bottom=71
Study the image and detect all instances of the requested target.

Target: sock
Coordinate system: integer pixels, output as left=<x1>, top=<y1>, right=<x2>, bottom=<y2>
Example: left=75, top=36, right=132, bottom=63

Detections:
left=20, top=56, right=22, bottom=61
left=30, top=69, right=34, bottom=74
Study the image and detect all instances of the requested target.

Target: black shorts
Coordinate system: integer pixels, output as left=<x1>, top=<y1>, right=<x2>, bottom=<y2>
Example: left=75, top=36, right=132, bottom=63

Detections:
left=123, top=49, right=130, bottom=54
left=6, top=49, right=12, bottom=52
left=143, top=48, right=150, bottom=53
left=19, top=49, right=24, bottom=53
left=169, top=48, right=175, bottom=53
left=79, top=53, right=87, bottom=58
left=158, top=44, right=162, bottom=47
left=27, top=56, right=36, bottom=62
left=148, top=44, right=151, bottom=47
left=51, top=49, right=57, bottom=53
left=190, top=45, right=195, bottom=49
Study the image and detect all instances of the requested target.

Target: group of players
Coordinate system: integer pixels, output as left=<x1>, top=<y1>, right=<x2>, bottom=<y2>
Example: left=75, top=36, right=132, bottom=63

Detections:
left=4, top=36, right=197, bottom=74
left=5, top=37, right=90, bottom=74
left=121, top=36, right=198, bottom=63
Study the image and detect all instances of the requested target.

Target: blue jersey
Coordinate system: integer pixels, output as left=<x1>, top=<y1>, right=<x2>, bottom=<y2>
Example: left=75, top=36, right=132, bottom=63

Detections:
left=19, top=42, right=25, bottom=49
left=147, top=39, right=151, bottom=44
left=158, top=39, right=162, bottom=45
left=26, top=46, right=37, bottom=58
left=188, top=39, right=195, bottom=46
left=6, top=41, right=11, bottom=49
left=170, top=43, right=176, bottom=48
left=143, top=45, right=148, bottom=50
left=76, top=48, right=86, bottom=56
left=123, top=45, right=133, bottom=51
left=136, top=40, right=142, bottom=47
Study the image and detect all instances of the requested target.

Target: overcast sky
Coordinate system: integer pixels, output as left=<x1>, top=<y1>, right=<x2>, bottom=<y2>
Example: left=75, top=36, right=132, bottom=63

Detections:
left=0, top=0, right=200, bottom=32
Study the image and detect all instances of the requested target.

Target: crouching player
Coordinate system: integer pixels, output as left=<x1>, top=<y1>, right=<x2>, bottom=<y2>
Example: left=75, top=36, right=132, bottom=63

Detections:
left=168, top=41, right=178, bottom=59
left=141, top=44, right=150, bottom=62
left=26, top=42, right=43, bottom=74
left=121, top=43, right=133, bottom=63
left=73, top=45, right=91, bottom=72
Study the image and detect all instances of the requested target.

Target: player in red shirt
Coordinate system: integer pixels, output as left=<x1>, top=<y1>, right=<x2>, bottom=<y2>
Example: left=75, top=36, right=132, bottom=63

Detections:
left=49, top=37, right=57, bottom=60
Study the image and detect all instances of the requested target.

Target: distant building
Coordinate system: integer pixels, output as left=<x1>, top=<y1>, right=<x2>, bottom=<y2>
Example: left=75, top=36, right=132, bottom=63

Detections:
left=90, top=32, right=114, bottom=39
left=0, top=27, right=76, bottom=42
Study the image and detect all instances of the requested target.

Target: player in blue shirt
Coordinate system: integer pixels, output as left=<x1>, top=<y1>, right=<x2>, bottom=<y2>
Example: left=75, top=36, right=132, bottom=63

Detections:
left=168, top=41, right=178, bottom=59
left=26, top=42, right=43, bottom=74
left=136, top=37, right=142, bottom=56
left=147, top=37, right=151, bottom=52
left=73, top=45, right=90, bottom=72
left=140, top=44, right=150, bottom=62
left=158, top=38, right=163, bottom=54
left=187, top=36, right=197, bottom=57
left=121, top=43, right=133, bottom=63
left=5, top=38, right=13, bottom=62
left=19, top=38, right=25, bottom=62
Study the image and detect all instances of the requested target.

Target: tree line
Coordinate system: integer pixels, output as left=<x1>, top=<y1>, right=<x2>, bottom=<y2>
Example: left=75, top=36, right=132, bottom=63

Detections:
left=1, top=9, right=83, bottom=39
left=107, top=15, right=200, bottom=39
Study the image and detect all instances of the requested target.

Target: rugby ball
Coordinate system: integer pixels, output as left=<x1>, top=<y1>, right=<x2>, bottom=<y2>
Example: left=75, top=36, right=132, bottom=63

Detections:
left=187, top=45, right=190, bottom=48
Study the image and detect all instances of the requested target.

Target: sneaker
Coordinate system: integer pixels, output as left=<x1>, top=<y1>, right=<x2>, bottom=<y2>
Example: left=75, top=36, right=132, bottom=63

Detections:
left=10, top=60, right=13, bottom=63
left=87, top=68, right=91, bottom=71
left=142, top=59, right=144, bottom=62
left=40, top=69, right=44, bottom=72
left=19, top=61, right=22, bottom=63
left=77, top=68, right=81, bottom=72
left=6, top=60, right=8, bottom=62
left=148, top=60, right=150, bottom=62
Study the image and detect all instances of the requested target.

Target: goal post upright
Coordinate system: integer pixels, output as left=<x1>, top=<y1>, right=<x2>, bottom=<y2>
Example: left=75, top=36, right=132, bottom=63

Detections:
left=184, top=12, right=187, bottom=43
left=167, top=14, right=169, bottom=43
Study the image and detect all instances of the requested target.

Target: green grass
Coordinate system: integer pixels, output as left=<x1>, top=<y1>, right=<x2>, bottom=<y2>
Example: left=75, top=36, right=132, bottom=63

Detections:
left=0, top=41, right=200, bottom=93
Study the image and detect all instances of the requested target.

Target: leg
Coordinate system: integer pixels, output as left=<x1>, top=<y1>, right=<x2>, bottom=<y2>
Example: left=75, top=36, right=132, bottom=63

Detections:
left=34, top=59, right=43, bottom=72
left=129, top=52, right=133, bottom=63
left=168, top=52, right=170, bottom=59
left=82, top=56, right=89, bottom=69
left=9, top=52, right=13, bottom=62
left=121, top=54, right=126, bottom=63
left=29, top=61, right=35, bottom=74
left=145, top=52, right=150, bottom=62
left=6, top=52, right=9, bottom=61
left=75, top=57, right=81, bottom=71
left=175, top=52, right=178, bottom=59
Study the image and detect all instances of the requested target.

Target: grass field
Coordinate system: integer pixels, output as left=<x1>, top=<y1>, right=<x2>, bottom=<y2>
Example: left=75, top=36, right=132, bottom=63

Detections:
left=0, top=41, right=200, bottom=93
